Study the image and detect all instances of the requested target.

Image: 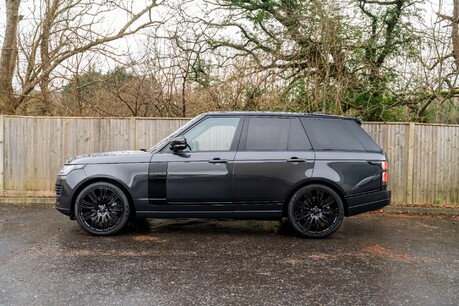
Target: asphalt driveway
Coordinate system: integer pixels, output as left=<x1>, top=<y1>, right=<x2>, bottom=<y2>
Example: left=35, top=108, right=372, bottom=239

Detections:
left=0, top=204, right=458, bottom=305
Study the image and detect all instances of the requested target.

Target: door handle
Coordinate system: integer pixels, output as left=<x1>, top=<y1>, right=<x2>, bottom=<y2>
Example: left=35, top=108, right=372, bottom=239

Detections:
left=286, top=157, right=306, bottom=163
left=209, top=158, right=228, bottom=164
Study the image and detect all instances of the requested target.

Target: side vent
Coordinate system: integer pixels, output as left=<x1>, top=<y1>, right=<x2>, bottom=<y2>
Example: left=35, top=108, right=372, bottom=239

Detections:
left=148, top=162, right=168, bottom=203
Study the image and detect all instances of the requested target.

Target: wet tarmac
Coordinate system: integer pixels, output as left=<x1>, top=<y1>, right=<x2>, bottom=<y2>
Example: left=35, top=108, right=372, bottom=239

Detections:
left=0, top=204, right=458, bottom=305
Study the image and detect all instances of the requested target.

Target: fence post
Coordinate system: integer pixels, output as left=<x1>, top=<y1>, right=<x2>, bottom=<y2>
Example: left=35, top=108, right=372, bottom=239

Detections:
left=0, top=115, right=3, bottom=197
left=405, top=122, right=415, bottom=204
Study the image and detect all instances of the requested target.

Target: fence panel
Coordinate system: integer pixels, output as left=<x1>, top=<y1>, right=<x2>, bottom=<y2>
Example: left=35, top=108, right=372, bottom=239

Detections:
left=2, top=116, right=458, bottom=204
left=412, top=125, right=459, bottom=204
left=362, top=123, right=411, bottom=204
left=4, top=117, right=64, bottom=196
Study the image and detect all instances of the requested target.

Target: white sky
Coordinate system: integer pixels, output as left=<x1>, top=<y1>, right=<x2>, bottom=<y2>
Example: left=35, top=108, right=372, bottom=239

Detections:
left=0, top=0, right=455, bottom=89
left=0, top=0, right=452, bottom=42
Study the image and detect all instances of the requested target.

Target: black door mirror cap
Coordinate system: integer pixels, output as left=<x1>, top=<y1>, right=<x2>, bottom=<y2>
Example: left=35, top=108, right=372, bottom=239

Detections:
left=170, top=136, right=188, bottom=151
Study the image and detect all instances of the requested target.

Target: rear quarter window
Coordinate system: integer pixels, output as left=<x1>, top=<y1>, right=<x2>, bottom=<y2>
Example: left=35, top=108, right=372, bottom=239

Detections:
left=301, top=118, right=366, bottom=151
left=344, top=121, right=382, bottom=152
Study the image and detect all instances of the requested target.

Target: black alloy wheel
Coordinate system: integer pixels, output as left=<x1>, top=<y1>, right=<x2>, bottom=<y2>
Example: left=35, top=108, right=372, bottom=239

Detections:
left=74, top=182, right=130, bottom=235
left=288, top=184, right=344, bottom=238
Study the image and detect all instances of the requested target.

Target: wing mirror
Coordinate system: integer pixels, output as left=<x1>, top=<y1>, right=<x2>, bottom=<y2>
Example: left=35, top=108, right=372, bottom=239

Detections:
left=170, top=136, right=188, bottom=151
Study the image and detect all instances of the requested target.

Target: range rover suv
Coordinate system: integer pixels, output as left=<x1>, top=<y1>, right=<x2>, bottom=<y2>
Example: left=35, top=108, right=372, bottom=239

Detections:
left=56, top=112, right=391, bottom=238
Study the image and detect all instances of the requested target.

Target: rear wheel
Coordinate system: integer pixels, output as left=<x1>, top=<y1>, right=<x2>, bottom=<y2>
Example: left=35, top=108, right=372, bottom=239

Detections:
left=74, top=182, right=130, bottom=236
left=287, top=184, right=344, bottom=238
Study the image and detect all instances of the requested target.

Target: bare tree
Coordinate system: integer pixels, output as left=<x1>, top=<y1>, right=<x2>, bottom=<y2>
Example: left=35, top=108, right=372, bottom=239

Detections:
left=140, top=0, right=220, bottom=117
left=451, top=0, right=459, bottom=70
left=0, top=0, right=21, bottom=112
left=0, top=0, right=166, bottom=114
left=438, top=0, right=459, bottom=71
left=408, top=0, right=459, bottom=122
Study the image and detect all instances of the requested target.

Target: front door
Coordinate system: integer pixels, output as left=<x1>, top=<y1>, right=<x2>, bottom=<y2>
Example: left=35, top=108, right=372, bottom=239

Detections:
left=149, top=116, right=242, bottom=215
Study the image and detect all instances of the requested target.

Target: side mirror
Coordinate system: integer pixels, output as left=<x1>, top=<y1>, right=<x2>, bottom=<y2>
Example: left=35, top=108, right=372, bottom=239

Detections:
left=170, top=136, right=188, bottom=152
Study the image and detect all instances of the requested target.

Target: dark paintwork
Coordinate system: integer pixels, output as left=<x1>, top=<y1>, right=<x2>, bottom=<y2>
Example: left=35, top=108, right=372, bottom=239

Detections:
left=56, top=111, right=391, bottom=222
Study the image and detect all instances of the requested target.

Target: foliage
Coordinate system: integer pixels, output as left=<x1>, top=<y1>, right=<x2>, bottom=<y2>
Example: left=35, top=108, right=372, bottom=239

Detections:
left=0, top=0, right=458, bottom=122
left=200, top=0, right=429, bottom=121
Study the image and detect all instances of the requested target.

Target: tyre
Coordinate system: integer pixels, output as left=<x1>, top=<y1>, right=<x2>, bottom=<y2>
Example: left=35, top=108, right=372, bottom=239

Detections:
left=74, top=182, right=130, bottom=236
left=287, top=184, right=344, bottom=238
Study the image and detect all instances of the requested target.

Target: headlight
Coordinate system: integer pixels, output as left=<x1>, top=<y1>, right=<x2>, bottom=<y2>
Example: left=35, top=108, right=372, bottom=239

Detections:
left=58, top=164, right=86, bottom=176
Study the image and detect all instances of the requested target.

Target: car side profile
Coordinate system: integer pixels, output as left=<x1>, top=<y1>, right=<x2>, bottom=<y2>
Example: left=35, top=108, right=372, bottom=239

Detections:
left=56, top=112, right=391, bottom=238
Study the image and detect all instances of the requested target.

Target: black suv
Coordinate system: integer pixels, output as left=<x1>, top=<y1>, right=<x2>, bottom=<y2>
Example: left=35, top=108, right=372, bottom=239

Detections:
left=56, top=112, right=390, bottom=238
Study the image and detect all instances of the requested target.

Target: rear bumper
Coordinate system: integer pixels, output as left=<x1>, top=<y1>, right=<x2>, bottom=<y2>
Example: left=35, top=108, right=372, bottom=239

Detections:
left=345, top=190, right=391, bottom=216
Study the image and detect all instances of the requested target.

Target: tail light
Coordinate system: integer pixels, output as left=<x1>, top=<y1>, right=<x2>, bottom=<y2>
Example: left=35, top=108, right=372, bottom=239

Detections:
left=381, top=161, right=388, bottom=187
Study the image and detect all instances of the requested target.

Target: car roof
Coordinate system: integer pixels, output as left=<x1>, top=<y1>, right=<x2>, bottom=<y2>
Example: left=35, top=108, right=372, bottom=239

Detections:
left=202, top=111, right=362, bottom=125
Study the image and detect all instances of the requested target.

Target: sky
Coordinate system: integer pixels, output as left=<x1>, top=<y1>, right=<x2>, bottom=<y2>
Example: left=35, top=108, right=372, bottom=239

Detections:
left=0, top=0, right=455, bottom=90
left=0, top=0, right=452, bottom=41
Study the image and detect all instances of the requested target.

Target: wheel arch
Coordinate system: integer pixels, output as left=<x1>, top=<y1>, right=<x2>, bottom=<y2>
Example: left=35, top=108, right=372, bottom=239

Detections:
left=70, top=177, right=136, bottom=219
left=283, top=179, right=349, bottom=217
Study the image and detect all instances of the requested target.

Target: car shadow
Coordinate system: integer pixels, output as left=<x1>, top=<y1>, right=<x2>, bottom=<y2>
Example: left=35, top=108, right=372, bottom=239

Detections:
left=122, top=218, right=299, bottom=238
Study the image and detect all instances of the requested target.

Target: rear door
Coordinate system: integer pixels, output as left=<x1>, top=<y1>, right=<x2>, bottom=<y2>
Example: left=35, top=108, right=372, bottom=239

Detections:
left=232, top=116, right=315, bottom=217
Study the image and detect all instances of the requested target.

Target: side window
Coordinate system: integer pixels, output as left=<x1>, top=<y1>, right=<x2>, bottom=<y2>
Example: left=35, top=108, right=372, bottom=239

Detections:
left=182, top=117, right=240, bottom=151
left=344, top=121, right=382, bottom=152
left=245, top=117, right=311, bottom=151
left=246, top=118, right=290, bottom=150
left=301, top=118, right=366, bottom=151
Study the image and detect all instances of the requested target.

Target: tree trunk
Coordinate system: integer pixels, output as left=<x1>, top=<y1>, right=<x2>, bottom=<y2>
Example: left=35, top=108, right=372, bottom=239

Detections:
left=0, top=0, right=21, bottom=113
left=39, top=0, right=59, bottom=114
left=452, top=0, right=459, bottom=70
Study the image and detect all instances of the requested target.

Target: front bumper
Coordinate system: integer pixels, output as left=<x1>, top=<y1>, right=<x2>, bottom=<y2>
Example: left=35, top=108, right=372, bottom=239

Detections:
left=55, top=177, right=72, bottom=216
left=345, top=190, right=391, bottom=216
left=55, top=168, right=87, bottom=218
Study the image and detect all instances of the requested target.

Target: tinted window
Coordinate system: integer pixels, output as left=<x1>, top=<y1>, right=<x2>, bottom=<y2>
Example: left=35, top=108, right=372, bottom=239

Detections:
left=344, top=121, right=382, bottom=152
left=301, top=118, right=366, bottom=151
left=246, top=118, right=289, bottom=150
left=183, top=117, right=240, bottom=151
left=245, top=117, right=311, bottom=151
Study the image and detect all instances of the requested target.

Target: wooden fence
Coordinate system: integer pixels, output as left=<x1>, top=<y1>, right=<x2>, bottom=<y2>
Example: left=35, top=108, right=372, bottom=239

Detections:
left=0, top=116, right=457, bottom=205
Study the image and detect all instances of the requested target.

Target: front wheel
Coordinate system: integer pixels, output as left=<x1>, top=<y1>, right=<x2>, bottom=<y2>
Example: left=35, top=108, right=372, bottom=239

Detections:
left=74, top=182, right=130, bottom=236
left=287, top=184, right=344, bottom=238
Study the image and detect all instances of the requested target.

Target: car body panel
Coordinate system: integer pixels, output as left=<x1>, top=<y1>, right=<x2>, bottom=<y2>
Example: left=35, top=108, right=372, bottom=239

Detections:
left=313, top=151, right=385, bottom=195
left=56, top=111, right=391, bottom=227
